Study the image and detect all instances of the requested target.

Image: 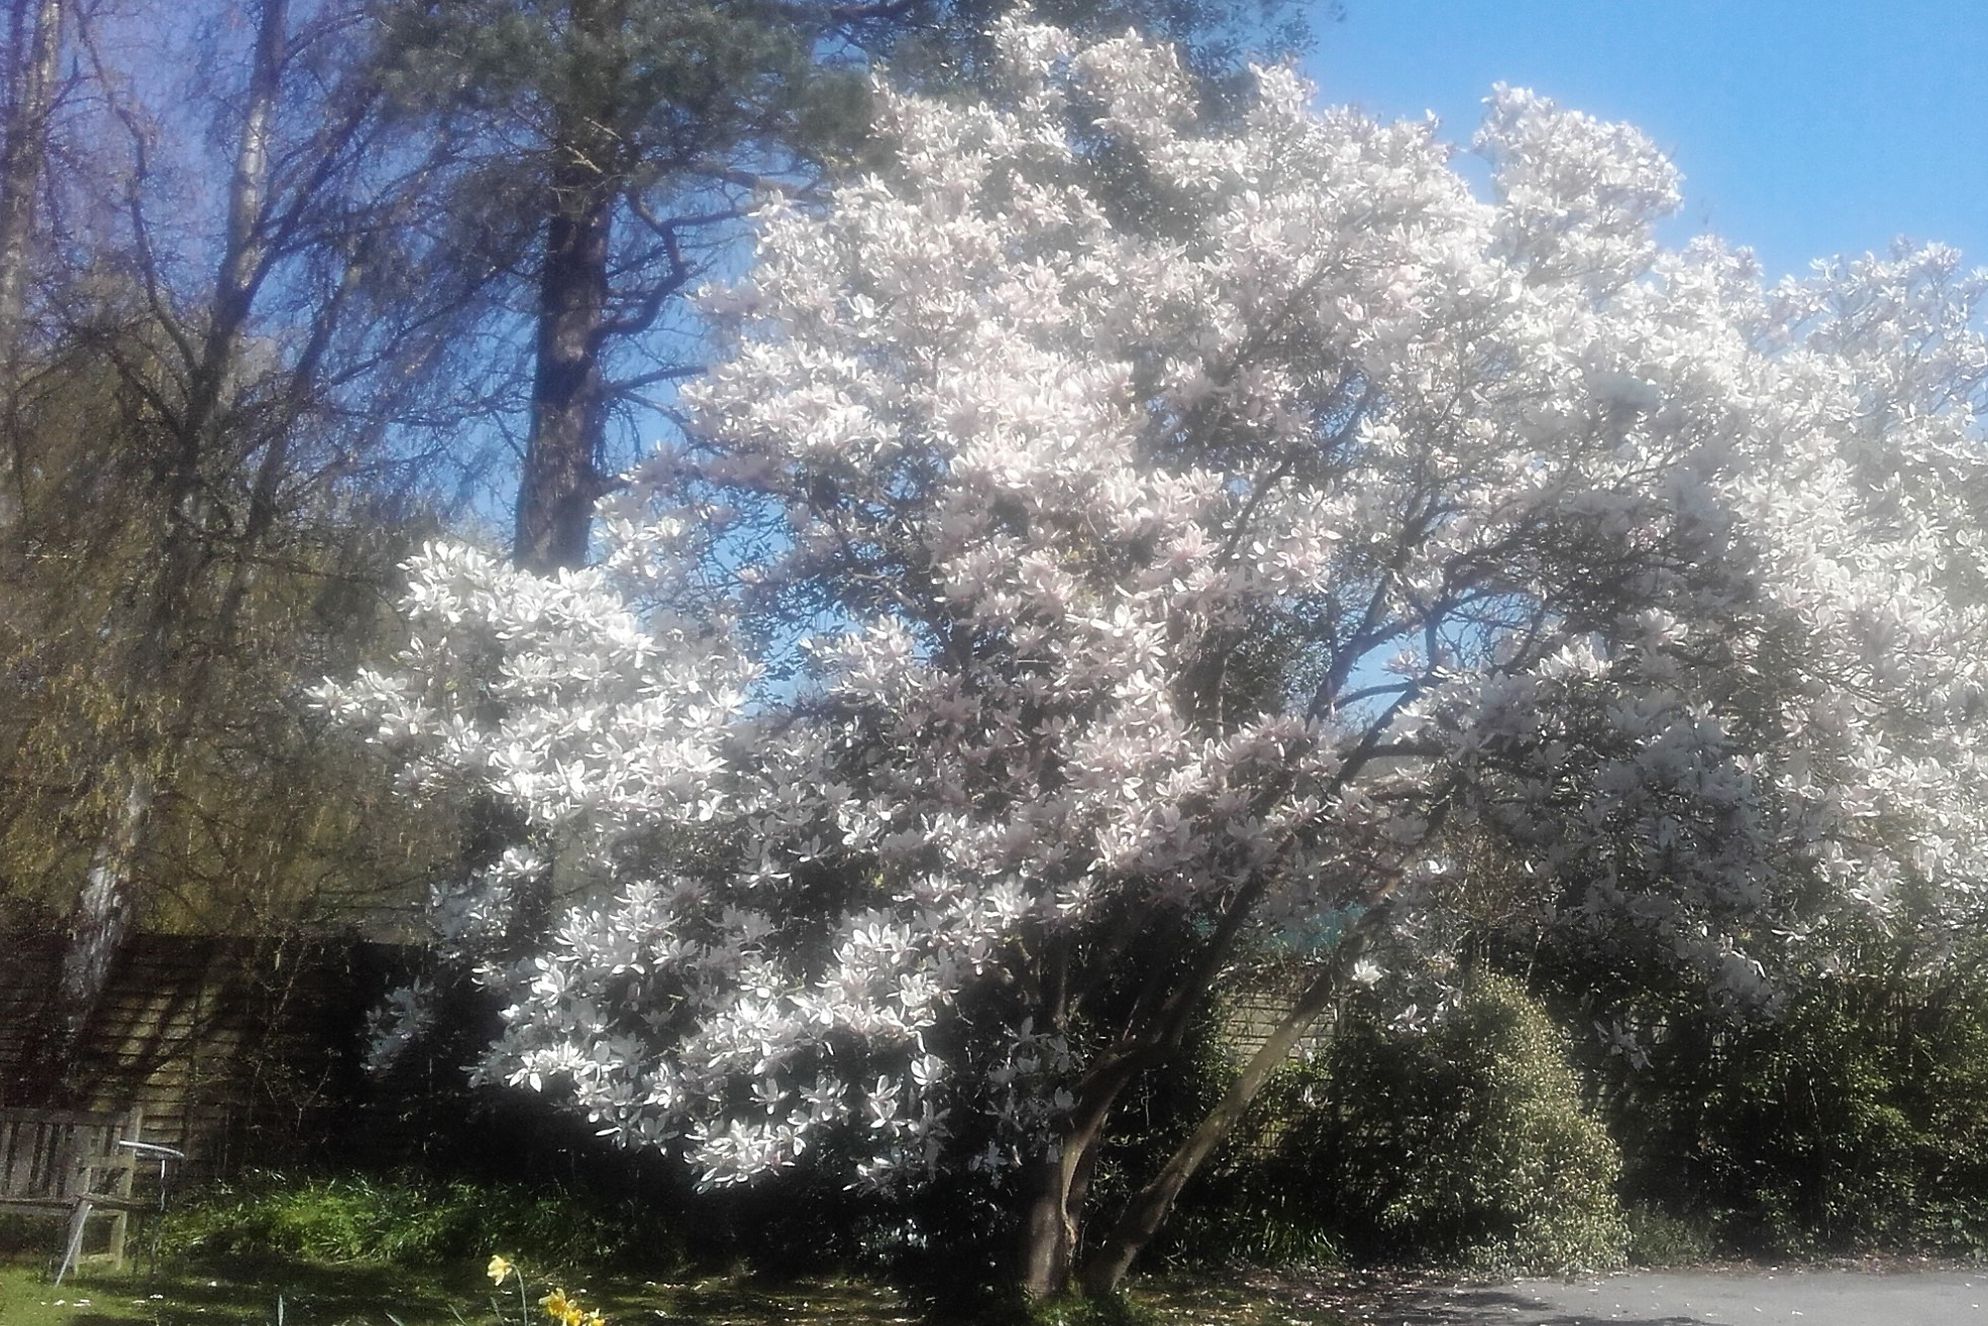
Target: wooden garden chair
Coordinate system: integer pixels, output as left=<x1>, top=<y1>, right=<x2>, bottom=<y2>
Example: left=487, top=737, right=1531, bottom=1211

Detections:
left=0, top=1106, right=147, bottom=1282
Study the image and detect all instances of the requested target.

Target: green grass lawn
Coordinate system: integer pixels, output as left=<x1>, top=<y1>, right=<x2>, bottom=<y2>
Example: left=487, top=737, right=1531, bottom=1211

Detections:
left=0, top=1252, right=1357, bottom=1326
left=0, top=1256, right=910, bottom=1326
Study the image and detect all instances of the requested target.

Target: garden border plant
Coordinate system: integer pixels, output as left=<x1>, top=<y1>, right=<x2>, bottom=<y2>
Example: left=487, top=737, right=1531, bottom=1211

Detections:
left=157, top=1171, right=684, bottom=1274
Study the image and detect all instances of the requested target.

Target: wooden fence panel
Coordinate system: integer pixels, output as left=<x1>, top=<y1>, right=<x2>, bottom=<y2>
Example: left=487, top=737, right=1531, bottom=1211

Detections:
left=0, top=931, right=416, bottom=1185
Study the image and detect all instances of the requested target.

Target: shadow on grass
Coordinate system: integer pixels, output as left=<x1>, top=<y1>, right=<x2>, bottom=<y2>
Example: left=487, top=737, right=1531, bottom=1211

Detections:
left=633, top=1273, right=917, bottom=1325
left=7, top=1253, right=480, bottom=1326
left=8, top=1254, right=932, bottom=1326
left=10, top=1252, right=1372, bottom=1326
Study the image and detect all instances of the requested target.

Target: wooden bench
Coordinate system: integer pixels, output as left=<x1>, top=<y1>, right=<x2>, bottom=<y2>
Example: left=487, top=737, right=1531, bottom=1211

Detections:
left=0, top=1107, right=145, bottom=1279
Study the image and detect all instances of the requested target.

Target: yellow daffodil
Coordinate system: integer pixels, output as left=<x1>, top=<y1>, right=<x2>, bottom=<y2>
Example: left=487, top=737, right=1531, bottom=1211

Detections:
left=582, top=1311, right=607, bottom=1326
left=487, top=1254, right=515, bottom=1285
left=540, top=1288, right=584, bottom=1326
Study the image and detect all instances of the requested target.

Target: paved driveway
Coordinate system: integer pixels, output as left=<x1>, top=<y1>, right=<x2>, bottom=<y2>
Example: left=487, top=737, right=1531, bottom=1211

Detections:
left=1331, top=1268, right=1988, bottom=1326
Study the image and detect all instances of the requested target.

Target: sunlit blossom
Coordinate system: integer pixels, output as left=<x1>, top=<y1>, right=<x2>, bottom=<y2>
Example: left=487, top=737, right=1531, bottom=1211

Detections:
left=322, top=16, right=1988, bottom=1203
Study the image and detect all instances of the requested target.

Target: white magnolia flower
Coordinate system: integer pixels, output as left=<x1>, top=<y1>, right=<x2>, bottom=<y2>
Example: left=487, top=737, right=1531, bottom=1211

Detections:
left=322, top=17, right=1988, bottom=1202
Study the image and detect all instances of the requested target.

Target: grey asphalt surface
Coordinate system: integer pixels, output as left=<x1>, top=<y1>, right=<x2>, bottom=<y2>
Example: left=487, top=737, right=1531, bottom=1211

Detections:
left=1326, top=1268, right=1988, bottom=1325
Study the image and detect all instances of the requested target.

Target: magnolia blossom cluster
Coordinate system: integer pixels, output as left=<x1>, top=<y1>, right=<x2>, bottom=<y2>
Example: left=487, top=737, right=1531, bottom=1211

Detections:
left=322, top=18, right=1988, bottom=1193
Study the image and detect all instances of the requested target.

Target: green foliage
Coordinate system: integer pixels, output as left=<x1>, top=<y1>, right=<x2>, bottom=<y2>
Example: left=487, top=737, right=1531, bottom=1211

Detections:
left=1542, top=922, right=1988, bottom=1256
left=1243, top=975, right=1628, bottom=1275
left=157, top=1172, right=685, bottom=1273
left=1638, top=982, right=1980, bottom=1264
left=378, top=0, right=874, bottom=184
left=0, top=337, right=459, bottom=937
left=1155, top=1197, right=1343, bottom=1274
left=0, top=1212, right=62, bottom=1258
left=1086, top=1006, right=1239, bottom=1230
left=1622, top=1203, right=1717, bottom=1267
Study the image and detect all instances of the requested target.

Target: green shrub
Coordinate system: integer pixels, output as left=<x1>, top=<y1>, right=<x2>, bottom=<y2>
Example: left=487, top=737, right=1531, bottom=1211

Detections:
left=1544, top=933, right=1988, bottom=1260
left=1154, top=1196, right=1344, bottom=1273
left=158, top=1171, right=686, bottom=1272
left=1623, top=1203, right=1716, bottom=1267
left=0, top=1212, right=60, bottom=1256
left=1629, top=978, right=1988, bottom=1257
left=1242, top=974, right=1628, bottom=1275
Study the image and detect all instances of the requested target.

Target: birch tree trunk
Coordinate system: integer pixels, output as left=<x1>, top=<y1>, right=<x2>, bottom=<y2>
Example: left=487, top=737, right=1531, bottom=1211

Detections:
left=57, top=0, right=289, bottom=1049
left=0, top=0, right=63, bottom=531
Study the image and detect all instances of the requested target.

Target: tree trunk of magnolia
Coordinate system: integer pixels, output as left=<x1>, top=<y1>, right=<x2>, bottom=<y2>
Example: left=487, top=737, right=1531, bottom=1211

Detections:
left=1019, top=1125, right=1113, bottom=1299
left=515, top=159, right=611, bottom=574
left=1016, top=1042, right=1145, bottom=1299
left=1019, top=1151, right=1078, bottom=1299
left=1079, top=963, right=1348, bottom=1296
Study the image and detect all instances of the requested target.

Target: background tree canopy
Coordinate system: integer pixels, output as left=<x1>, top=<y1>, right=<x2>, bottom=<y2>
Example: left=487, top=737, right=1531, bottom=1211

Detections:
left=0, top=0, right=1314, bottom=992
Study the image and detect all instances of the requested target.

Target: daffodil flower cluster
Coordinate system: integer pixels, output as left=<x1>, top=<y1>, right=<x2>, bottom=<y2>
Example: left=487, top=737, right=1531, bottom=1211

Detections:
left=539, top=1287, right=603, bottom=1326
left=484, top=1254, right=605, bottom=1326
left=320, top=16, right=1988, bottom=1202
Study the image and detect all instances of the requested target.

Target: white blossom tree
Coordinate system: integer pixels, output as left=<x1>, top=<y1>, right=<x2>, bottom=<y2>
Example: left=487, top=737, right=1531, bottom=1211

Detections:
left=318, top=17, right=1988, bottom=1298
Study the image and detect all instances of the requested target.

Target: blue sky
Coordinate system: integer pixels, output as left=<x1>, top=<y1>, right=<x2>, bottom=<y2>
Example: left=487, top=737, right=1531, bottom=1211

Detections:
left=1303, top=1, right=1988, bottom=280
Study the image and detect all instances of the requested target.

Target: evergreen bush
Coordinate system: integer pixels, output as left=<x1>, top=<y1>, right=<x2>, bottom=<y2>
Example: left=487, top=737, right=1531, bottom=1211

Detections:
left=1527, top=925, right=1988, bottom=1259
left=1242, top=974, right=1628, bottom=1274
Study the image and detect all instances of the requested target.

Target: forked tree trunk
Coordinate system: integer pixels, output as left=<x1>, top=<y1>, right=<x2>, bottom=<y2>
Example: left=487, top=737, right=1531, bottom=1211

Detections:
left=1018, top=1091, right=1118, bottom=1299
left=1078, top=947, right=1364, bottom=1297
left=1019, top=1151, right=1078, bottom=1299
left=1016, top=994, right=1190, bottom=1301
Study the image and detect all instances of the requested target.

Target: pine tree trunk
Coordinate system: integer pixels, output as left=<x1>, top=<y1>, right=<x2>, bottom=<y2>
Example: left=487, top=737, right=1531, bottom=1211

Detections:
left=515, top=159, right=611, bottom=574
